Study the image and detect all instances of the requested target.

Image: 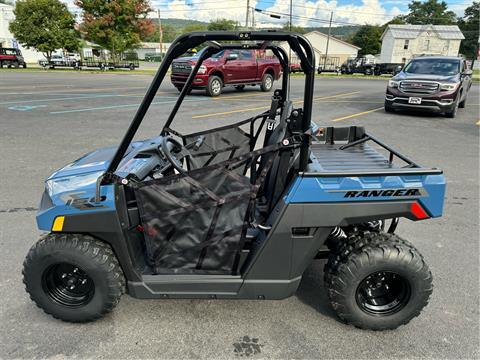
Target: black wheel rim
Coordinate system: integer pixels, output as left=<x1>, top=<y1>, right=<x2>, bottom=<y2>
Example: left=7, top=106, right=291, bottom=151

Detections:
left=356, top=271, right=410, bottom=315
left=42, top=263, right=95, bottom=307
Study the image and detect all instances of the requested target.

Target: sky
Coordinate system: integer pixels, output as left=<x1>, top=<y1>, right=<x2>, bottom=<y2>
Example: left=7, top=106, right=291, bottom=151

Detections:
left=148, top=0, right=475, bottom=27
left=59, top=0, right=475, bottom=27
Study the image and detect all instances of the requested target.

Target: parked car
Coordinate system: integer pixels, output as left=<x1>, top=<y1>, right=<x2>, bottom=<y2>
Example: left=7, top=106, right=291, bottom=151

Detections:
left=289, top=63, right=302, bottom=73
left=384, top=56, right=473, bottom=118
left=0, top=48, right=27, bottom=68
left=340, top=56, right=376, bottom=75
left=171, top=49, right=282, bottom=96
left=39, top=54, right=80, bottom=69
left=145, top=53, right=163, bottom=62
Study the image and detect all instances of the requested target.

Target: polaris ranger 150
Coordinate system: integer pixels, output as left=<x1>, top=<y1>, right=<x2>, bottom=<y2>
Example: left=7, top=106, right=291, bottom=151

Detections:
left=23, top=32, right=446, bottom=330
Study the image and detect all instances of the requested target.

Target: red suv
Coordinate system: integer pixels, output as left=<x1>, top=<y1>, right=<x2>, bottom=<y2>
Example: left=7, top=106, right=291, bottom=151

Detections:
left=0, top=48, right=27, bottom=68
left=171, top=49, right=281, bottom=96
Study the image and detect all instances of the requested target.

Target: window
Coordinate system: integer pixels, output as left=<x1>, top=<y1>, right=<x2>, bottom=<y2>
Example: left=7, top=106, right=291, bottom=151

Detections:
left=423, top=40, right=430, bottom=51
left=238, top=50, right=254, bottom=60
left=404, top=40, right=409, bottom=50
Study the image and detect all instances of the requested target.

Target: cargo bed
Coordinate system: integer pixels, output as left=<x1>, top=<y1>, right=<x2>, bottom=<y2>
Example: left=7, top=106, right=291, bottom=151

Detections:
left=305, top=126, right=442, bottom=177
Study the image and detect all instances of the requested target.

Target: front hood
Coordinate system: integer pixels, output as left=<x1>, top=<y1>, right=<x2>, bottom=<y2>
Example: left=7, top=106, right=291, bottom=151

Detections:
left=172, top=57, right=218, bottom=66
left=48, top=139, right=153, bottom=180
left=394, top=72, right=459, bottom=82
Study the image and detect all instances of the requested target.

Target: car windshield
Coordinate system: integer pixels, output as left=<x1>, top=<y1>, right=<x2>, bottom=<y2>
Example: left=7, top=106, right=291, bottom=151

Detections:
left=404, top=59, right=460, bottom=76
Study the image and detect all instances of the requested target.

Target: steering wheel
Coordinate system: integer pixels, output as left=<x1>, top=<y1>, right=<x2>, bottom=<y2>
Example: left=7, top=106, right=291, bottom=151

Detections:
left=161, top=136, right=198, bottom=174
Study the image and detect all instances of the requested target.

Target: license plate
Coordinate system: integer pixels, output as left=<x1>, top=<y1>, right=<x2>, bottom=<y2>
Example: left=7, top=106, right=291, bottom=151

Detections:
left=408, top=97, right=422, bottom=104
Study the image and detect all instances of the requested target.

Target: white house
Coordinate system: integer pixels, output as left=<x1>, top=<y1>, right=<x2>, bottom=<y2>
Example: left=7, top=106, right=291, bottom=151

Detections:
left=279, top=30, right=360, bottom=68
left=380, top=24, right=465, bottom=64
left=0, top=2, right=43, bottom=62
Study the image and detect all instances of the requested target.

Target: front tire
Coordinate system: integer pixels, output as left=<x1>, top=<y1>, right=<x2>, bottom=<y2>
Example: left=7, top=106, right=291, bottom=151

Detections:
left=206, top=75, right=223, bottom=97
left=260, top=73, right=274, bottom=92
left=445, top=98, right=459, bottom=118
left=23, top=233, right=125, bottom=323
left=384, top=100, right=395, bottom=113
left=324, top=232, right=432, bottom=330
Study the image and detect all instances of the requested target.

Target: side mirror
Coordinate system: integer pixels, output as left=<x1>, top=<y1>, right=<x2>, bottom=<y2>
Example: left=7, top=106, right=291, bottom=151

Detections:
left=226, top=53, right=238, bottom=61
left=393, top=65, right=403, bottom=75
left=463, top=69, right=473, bottom=76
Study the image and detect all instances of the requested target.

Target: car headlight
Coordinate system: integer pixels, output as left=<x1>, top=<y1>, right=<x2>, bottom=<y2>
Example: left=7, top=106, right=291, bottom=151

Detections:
left=439, top=83, right=458, bottom=91
left=197, top=65, right=207, bottom=75
left=46, top=171, right=103, bottom=196
left=388, top=80, right=399, bottom=88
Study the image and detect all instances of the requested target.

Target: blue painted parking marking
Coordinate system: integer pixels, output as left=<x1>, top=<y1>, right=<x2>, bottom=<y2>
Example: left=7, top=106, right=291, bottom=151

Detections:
left=49, top=97, right=209, bottom=115
left=0, top=94, right=116, bottom=106
left=8, top=105, right=48, bottom=111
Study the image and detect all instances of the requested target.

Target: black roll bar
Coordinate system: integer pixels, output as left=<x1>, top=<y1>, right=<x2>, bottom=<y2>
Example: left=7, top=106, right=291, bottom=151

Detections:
left=104, top=31, right=316, bottom=178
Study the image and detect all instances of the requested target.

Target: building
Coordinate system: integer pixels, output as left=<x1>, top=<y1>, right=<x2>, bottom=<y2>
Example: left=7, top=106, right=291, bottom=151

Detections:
left=279, top=30, right=360, bottom=68
left=380, top=24, right=465, bottom=64
left=0, top=2, right=43, bottom=62
left=134, top=42, right=172, bottom=60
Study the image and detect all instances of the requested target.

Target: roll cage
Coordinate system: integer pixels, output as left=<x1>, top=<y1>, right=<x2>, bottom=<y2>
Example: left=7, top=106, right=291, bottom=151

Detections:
left=104, top=31, right=316, bottom=181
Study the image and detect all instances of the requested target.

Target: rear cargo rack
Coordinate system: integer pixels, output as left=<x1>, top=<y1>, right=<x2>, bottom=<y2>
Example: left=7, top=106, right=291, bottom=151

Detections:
left=303, top=126, right=443, bottom=177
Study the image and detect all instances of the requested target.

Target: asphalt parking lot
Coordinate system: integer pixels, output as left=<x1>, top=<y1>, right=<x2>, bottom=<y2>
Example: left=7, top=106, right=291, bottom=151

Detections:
left=0, top=70, right=478, bottom=359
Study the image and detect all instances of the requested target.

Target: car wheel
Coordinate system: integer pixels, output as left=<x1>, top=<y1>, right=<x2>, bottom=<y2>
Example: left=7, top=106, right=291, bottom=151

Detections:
left=23, top=233, right=125, bottom=323
left=384, top=100, right=395, bottom=113
left=325, top=232, right=432, bottom=330
left=129, top=63, right=135, bottom=71
left=235, top=85, right=245, bottom=91
left=260, top=73, right=274, bottom=92
left=23, top=63, right=27, bottom=69
left=458, top=93, right=466, bottom=109
left=445, top=99, right=459, bottom=118
left=206, top=76, right=223, bottom=97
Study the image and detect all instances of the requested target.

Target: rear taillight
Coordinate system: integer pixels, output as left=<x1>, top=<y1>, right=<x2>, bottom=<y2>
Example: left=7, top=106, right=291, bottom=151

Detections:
left=411, top=202, right=429, bottom=220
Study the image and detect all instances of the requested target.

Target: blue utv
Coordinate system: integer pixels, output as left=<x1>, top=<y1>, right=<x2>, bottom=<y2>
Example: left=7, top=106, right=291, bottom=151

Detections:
left=23, top=31, right=446, bottom=330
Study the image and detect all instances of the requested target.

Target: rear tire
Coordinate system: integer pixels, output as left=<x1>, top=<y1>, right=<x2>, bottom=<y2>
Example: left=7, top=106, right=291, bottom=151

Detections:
left=324, top=232, right=432, bottom=330
left=260, top=73, right=274, bottom=92
left=206, top=75, right=223, bottom=97
left=23, top=233, right=125, bottom=323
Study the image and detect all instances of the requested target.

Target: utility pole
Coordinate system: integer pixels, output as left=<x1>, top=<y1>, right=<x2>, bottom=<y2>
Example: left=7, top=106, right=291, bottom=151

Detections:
left=246, top=0, right=250, bottom=29
left=323, top=11, right=333, bottom=70
left=289, top=0, right=292, bottom=31
left=157, top=9, right=163, bottom=56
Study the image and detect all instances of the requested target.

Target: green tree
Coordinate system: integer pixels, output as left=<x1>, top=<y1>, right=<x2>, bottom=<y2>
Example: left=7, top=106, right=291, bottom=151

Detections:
left=393, top=0, right=457, bottom=25
left=183, top=23, right=208, bottom=33
left=282, top=23, right=307, bottom=34
left=458, top=2, right=479, bottom=59
left=207, top=18, right=239, bottom=31
left=75, top=0, right=154, bottom=57
left=351, top=25, right=383, bottom=56
left=8, top=0, right=79, bottom=61
left=143, top=23, right=179, bottom=43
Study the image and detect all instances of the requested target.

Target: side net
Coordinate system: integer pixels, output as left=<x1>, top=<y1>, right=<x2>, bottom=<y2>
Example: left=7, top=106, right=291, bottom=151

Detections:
left=134, top=117, right=282, bottom=275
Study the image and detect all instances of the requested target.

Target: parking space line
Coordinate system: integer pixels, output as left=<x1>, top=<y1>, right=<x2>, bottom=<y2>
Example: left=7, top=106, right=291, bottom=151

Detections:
left=476, top=120, right=480, bottom=125
left=331, top=107, right=384, bottom=122
left=49, top=97, right=208, bottom=114
left=0, top=86, right=149, bottom=96
left=0, top=94, right=116, bottom=106
left=192, top=91, right=361, bottom=119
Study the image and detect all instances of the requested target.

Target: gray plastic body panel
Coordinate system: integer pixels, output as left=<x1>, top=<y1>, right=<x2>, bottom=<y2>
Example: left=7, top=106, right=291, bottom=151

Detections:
left=126, top=198, right=417, bottom=299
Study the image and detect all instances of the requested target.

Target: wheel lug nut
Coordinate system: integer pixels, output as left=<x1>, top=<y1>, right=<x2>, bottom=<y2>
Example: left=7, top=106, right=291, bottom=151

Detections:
left=73, top=268, right=78, bottom=273
left=61, top=273, right=67, bottom=278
